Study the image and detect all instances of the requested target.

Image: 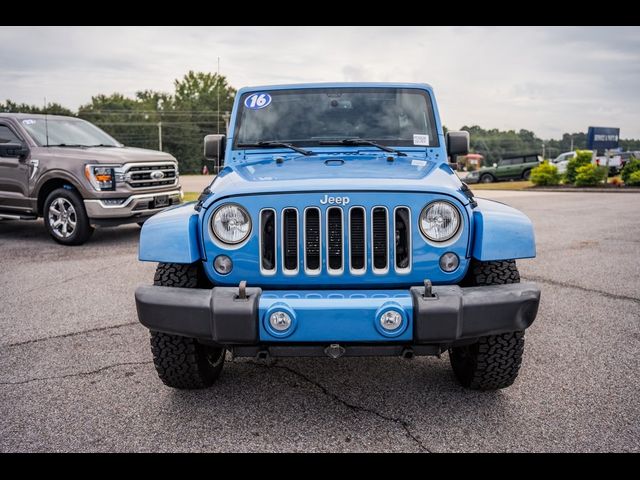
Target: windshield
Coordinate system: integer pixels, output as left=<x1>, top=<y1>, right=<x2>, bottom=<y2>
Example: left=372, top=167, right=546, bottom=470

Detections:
left=234, top=87, right=439, bottom=149
left=20, top=117, right=121, bottom=147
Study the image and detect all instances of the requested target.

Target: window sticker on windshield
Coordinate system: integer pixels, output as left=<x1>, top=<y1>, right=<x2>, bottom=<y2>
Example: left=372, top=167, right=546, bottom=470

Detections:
left=413, top=134, right=429, bottom=146
left=22, top=119, right=36, bottom=125
left=244, top=93, right=272, bottom=110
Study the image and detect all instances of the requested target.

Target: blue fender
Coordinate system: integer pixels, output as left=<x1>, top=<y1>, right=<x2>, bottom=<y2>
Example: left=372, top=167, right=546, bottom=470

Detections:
left=139, top=203, right=201, bottom=264
left=472, top=198, right=536, bottom=261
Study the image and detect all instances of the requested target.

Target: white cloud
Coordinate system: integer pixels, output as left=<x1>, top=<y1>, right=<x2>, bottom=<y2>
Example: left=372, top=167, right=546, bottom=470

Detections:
left=1, top=26, right=639, bottom=138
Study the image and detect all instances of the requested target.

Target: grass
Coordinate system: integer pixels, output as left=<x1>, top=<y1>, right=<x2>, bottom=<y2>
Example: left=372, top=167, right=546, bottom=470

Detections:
left=469, top=181, right=533, bottom=191
left=183, top=192, right=200, bottom=202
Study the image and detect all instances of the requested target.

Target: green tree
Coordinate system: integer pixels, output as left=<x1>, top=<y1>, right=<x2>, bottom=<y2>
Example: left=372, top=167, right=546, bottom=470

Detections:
left=78, top=93, right=160, bottom=150
left=530, top=161, right=560, bottom=186
left=0, top=100, right=74, bottom=116
left=170, top=71, right=236, bottom=173
left=460, top=125, right=544, bottom=165
left=625, top=170, right=640, bottom=186
left=621, top=158, right=640, bottom=184
left=574, top=163, right=607, bottom=186
left=565, top=150, right=593, bottom=184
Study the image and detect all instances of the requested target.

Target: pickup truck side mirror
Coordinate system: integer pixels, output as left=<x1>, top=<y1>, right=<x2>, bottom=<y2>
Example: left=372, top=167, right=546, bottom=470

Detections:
left=0, top=142, right=29, bottom=159
left=446, top=131, right=469, bottom=158
left=204, top=134, right=226, bottom=173
left=493, top=162, right=498, bottom=168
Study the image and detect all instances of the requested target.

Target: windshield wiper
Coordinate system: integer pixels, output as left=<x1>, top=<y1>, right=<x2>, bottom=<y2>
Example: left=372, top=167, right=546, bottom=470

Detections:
left=237, top=141, right=315, bottom=156
left=45, top=144, right=86, bottom=148
left=86, top=144, right=119, bottom=148
left=319, top=138, right=407, bottom=156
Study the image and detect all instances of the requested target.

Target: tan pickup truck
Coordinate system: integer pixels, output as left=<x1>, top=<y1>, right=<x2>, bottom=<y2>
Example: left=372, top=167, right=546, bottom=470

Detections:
left=0, top=113, right=182, bottom=245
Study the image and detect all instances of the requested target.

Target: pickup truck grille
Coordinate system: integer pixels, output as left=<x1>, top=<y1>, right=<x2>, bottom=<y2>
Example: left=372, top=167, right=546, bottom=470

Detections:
left=125, top=163, right=177, bottom=189
left=260, top=206, right=412, bottom=275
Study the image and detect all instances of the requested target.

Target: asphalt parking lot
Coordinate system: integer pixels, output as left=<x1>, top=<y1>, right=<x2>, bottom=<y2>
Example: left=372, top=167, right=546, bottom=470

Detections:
left=1, top=190, right=639, bottom=452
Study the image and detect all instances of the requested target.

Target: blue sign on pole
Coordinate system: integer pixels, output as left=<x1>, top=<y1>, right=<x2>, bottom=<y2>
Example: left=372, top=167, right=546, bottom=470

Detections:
left=587, top=127, right=620, bottom=152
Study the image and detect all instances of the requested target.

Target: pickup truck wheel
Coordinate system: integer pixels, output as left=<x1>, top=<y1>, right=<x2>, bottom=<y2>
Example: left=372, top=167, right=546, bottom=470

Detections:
left=480, top=173, right=494, bottom=183
left=44, top=188, right=94, bottom=245
left=450, top=260, right=525, bottom=390
left=149, top=263, right=224, bottom=389
left=522, top=169, right=532, bottom=180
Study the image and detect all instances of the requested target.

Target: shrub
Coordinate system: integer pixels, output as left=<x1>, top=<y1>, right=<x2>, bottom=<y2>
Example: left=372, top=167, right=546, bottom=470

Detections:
left=574, top=164, right=607, bottom=187
left=626, top=170, right=640, bottom=186
left=530, top=161, right=560, bottom=186
left=565, top=150, right=592, bottom=184
left=466, top=163, right=477, bottom=172
left=621, top=157, right=640, bottom=184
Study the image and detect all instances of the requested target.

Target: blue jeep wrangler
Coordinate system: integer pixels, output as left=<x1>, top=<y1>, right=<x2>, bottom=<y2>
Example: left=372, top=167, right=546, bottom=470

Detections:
left=135, top=83, right=540, bottom=391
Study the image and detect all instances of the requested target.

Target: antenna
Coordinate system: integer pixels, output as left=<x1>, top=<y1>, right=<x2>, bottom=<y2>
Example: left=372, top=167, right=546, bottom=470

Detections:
left=217, top=56, right=220, bottom=134
left=44, top=97, right=50, bottom=147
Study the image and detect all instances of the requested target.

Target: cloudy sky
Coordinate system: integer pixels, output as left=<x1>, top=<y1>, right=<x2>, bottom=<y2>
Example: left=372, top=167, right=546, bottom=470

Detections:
left=1, top=26, right=639, bottom=138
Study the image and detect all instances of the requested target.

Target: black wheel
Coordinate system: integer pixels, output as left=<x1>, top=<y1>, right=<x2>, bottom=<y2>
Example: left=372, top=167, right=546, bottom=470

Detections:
left=149, top=263, right=224, bottom=389
left=150, top=331, right=225, bottom=389
left=44, top=188, right=94, bottom=245
left=522, top=169, right=532, bottom=180
left=480, top=173, right=494, bottom=183
left=450, top=260, right=525, bottom=390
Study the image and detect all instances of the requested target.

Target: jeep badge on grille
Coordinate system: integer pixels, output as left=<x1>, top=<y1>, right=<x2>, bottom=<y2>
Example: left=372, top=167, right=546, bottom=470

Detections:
left=320, top=195, right=350, bottom=205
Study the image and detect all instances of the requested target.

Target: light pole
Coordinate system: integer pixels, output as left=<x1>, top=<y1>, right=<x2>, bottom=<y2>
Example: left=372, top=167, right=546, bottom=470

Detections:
left=158, top=121, right=163, bottom=151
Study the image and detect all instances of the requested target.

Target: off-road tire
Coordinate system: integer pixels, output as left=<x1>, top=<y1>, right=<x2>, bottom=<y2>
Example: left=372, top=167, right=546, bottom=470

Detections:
left=149, top=262, right=224, bottom=389
left=450, top=260, right=525, bottom=390
left=150, top=332, right=225, bottom=389
left=480, top=173, right=494, bottom=183
left=464, top=259, right=520, bottom=286
left=43, top=188, right=94, bottom=245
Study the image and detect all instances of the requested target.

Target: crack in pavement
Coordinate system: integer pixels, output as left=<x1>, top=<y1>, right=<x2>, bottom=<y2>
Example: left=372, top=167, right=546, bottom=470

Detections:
left=523, top=275, right=640, bottom=305
left=1, top=322, right=138, bottom=349
left=0, top=360, right=153, bottom=385
left=247, top=360, right=431, bottom=452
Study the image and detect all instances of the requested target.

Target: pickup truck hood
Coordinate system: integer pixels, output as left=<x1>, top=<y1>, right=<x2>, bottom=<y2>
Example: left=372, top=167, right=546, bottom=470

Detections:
left=35, top=145, right=176, bottom=164
left=203, top=153, right=470, bottom=208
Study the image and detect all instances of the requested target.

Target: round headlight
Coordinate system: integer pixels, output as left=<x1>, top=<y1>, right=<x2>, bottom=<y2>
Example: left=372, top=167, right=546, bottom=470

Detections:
left=211, top=203, right=251, bottom=244
left=420, top=201, right=461, bottom=242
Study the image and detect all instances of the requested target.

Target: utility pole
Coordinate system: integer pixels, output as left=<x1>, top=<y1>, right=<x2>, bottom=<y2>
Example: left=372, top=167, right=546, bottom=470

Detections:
left=542, top=142, right=545, bottom=160
left=158, top=121, right=163, bottom=151
left=570, top=135, right=574, bottom=151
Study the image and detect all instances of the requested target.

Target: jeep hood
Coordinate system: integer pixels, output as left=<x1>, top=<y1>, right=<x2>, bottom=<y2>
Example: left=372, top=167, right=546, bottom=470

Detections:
left=202, top=154, right=470, bottom=208
left=37, top=146, right=176, bottom=164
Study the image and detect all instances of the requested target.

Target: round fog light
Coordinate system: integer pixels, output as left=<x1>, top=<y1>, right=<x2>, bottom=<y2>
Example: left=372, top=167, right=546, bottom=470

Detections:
left=214, top=255, right=233, bottom=275
left=380, top=310, right=403, bottom=331
left=269, top=311, right=292, bottom=331
left=439, top=252, right=459, bottom=272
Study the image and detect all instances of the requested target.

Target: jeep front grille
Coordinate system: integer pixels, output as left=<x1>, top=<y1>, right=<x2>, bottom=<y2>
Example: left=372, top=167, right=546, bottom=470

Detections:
left=125, top=163, right=177, bottom=189
left=259, top=205, right=411, bottom=276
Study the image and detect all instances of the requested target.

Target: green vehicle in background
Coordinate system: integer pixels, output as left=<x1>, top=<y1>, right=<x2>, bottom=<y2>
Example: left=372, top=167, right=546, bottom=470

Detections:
left=465, top=154, right=542, bottom=184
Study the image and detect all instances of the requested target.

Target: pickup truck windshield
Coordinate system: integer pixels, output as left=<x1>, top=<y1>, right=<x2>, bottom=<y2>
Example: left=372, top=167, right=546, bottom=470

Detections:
left=21, top=117, right=121, bottom=148
left=234, top=88, right=438, bottom=149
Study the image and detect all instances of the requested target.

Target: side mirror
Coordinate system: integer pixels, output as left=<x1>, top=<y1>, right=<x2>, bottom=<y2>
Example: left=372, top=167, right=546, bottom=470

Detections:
left=204, top=134, right=226, bottom=173
left=493, top=162, right=498, bottom=168
left=0, top=142, right=29, bottom=158
left=446, top=131, right=469, bottom=157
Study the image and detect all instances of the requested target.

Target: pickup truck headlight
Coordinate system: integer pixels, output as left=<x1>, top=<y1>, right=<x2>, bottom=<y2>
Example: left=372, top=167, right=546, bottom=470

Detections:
left=420, top=201, right=461, bottom=242
left=211, top=203, right=251, bottom=244
left=85, top=165, right=118, bottom=191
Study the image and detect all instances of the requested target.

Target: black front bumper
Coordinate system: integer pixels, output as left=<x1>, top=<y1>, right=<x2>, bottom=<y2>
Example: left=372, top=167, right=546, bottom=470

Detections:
left=135, top=283, right=540, bottom=356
